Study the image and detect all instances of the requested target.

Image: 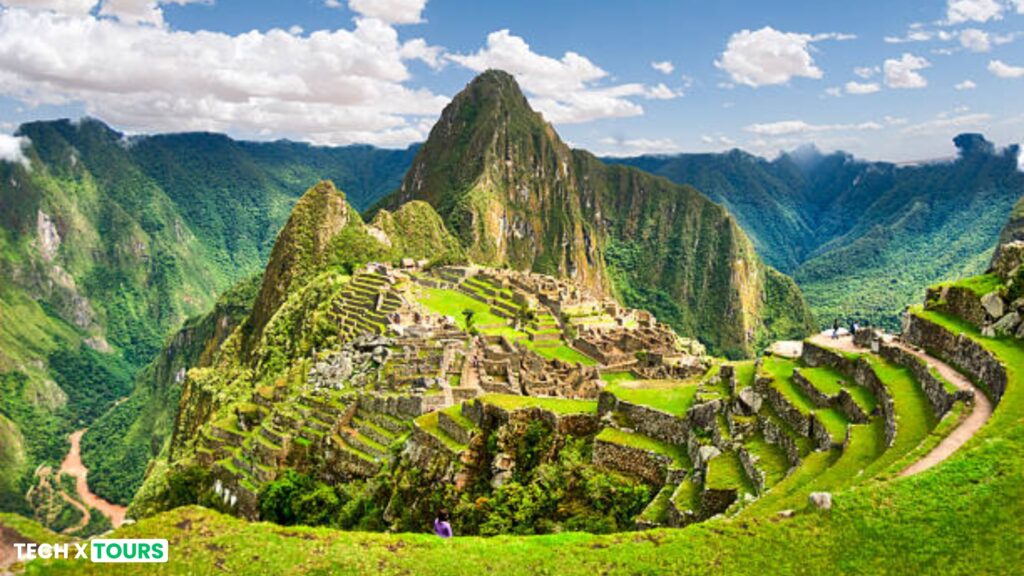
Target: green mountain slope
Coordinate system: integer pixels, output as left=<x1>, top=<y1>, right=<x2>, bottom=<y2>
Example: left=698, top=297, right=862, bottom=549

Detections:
left=0, top=120, right=413, bottom=520
left=610, top=135, right=1024, bottom=329
left=379, top=70, right=813, bottom=357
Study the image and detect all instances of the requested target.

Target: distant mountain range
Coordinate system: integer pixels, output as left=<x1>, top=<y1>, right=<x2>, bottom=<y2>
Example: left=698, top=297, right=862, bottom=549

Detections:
left=608, top=133, right=1024, bottom=329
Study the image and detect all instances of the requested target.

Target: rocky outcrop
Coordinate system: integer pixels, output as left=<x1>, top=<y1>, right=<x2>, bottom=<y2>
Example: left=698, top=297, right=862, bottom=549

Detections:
left=592, top=438, right=675, bottom=486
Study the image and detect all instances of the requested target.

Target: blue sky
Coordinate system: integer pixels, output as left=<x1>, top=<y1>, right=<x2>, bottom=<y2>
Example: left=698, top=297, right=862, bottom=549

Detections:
left=0, top=0, right=1022, bottom=162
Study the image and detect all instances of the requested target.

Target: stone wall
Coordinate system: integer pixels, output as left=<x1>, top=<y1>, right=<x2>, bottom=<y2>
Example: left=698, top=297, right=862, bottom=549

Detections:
left=737, top=447, right=766, bottom=495
left=760, top=416, right=801, bottom=468
left=903, top=313, right=1008, bottom=403
left=932, top=285, right=987, bottom=327
left=685, top=398, right=723, bottom=431
left=754, top=375, right=810, bottom=436
left=792, top=368, right=870, bottom=424
left=800, top=341, right=856, bottom=373
left=792, top=369, right=830, bottom=408
left=850, top=359, right=897, bottom=447
left=598, top=391, right=690, bottom=445
left=437, top=411, right=476, bottom=446
left=877, top=341, right=972, bottom=416
left=592, top=437, right=673, bottom=486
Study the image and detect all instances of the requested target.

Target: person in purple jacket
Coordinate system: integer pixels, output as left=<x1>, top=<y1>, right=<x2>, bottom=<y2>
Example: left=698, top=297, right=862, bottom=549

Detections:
left=433, top=508, right=453, bottom=538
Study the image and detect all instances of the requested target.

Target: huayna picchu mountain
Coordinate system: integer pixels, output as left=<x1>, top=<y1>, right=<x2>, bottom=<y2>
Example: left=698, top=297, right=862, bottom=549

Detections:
left=378, top=70, right=813, bottom=358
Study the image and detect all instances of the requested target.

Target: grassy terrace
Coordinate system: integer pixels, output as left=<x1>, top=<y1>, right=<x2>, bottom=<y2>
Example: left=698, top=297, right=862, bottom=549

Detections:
left=761, top=357, right=849, bottom=442
left=743, top=435, right=791, bottom=487
left=600, top=371, right=637, bottom=385
left=705, top=451, right=754, bottom=494
left=937, top=273, right=1003, bottom=296
left=415, top=286, right=597, bottom=366
left=604, top=378, right=699, bottom=416
left=440, top=404, right=479, bottom=432
left=414, top=411, right=466, bottom=452
left=595, top=427, right=689, bottom=467
left=479, top=393, right=597, bottom=415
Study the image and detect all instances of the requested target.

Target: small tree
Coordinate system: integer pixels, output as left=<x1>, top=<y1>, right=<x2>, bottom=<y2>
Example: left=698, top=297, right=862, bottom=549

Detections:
left=462, top=309, right=477, bottom=334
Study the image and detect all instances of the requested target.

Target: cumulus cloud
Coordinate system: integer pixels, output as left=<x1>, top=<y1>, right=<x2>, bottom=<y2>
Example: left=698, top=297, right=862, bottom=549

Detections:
left=0, top=133, right=30, bottom=167
left=0, top=6, right=450, bottom=146
left=946, top=0, right=1004, bottom=24
left=348, top=0, right=426, bottom=25
left=744, top=120, right=883, bottom=136
left=989, top=59, right=1024, bottom=77
left=715, top=27, right=853, bottom=87
left=651, top=60, right=674, bottom=75
left=98, top=0, right=211, bottom=26
left=448, top=30, right=679, bottom=124
left=959, top=28, right=991, bottom=52
left=955, top=79, right=978, bottom=89
left=884, top=53, right=931, bottom=89
left=845, top=81, right=880, bottom=94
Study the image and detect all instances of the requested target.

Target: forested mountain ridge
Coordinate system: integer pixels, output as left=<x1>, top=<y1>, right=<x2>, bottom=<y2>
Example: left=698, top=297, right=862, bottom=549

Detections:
left=609, top=134, right=1024, bottom=329
left=0, top=119, right=413, bottom=524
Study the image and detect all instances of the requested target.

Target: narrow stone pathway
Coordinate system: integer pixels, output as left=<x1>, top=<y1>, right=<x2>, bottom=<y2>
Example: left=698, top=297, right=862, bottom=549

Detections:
left=59, top=429, right=127, bottom=528
left=807, top=333, right=994, bottom=476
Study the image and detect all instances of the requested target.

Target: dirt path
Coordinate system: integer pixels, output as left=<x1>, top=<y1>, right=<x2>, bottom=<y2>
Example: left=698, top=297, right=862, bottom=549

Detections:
left=892, top=341, right=993, bottom=476
left=0, top=524, right=30, bottom=575
left=807, top=333, right=993, bottom=476
left=59, top=430, right=127, bottom=528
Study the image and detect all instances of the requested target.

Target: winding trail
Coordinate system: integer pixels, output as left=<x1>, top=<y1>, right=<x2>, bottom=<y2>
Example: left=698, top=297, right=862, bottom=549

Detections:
left=58, top=430, right=127, bottom=528
left=807, top=333, right=993, bottom=477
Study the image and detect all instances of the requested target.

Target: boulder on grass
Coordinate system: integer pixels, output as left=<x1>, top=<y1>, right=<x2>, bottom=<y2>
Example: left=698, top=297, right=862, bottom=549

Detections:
left=808, top=491, right=832, bottom=510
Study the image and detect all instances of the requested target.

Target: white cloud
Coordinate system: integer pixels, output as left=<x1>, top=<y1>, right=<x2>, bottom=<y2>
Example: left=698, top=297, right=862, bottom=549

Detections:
left=0, top=7, right=450, bottom=146
left=598, top=136, right=681, bottom=156
left=824, top=86, right=842, bottom=97
left=97, top=0, right=211, bottom=27
left=1013, top=0, right=1024, bottom=14
left=884, top=53, right=931, bottom=89
left=0, top=0, right=95, bottom=15
left=955, top=79, right=978, bottom=89
left=0, top=133, right=30, bottom=167
left=901, top=112, right=992, bottom=134
left=959, top=28, right=991, bottom=52
left=348, top=0, right=426, bottom=25
left=324, top=0, right=341, bottom=7
left=845, top=81, right=880, bottom=94
left=989, top=59, right=1024, bottom=77
left=715, top=26, right=852, bottom=87
left=448, top=30, right=678, bottom=124
left=744, top=120, right=883, bottom=136
left=651, top=60, right=674, bottom=75
left=854, top=66, right=879, bottom=79
left=884, top=30, right=935, bottom=43
left=946, top=0, right=1003, bottom=23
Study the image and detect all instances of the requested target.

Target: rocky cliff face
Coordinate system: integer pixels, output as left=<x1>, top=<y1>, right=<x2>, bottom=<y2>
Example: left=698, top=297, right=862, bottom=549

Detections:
left=385, top=70, right=604, bottom=293
left=993, top=195, right=1024, bottom=267
left=380, top=70, right=812, bottom=357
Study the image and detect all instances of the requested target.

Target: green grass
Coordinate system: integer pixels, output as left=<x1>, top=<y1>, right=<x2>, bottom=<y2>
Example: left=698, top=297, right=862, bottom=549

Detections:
left=761, top=357, right=815, bottom=413
left=813, top=408, right=850, bottom=444
left=600, top=371, right=637, bottom=385
left=704, top=451, right=753, bottom=494
left=440, top=405, right=479, bottom=432
left=940, top=273, right=1004, bottom=297
left=637, top=482, right=675, bottom=524
left=522, top=341, right=597, bottom=365
left=799, top=366, right=847, bottom=396
left=595, top=428, right=689, bottom=467
left=479, top=393, right=597, bottom=415
left=732, top=360, right=756, bottom=388
left=604, top=379, right=699, bottom=416
left=416, top=287, right=506, bottom=330
left=743, top=435, right=791, bottom=487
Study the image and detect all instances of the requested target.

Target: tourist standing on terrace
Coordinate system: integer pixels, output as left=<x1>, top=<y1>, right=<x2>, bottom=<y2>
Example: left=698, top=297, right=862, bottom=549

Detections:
left=434, top=509, right=453, bottom=539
